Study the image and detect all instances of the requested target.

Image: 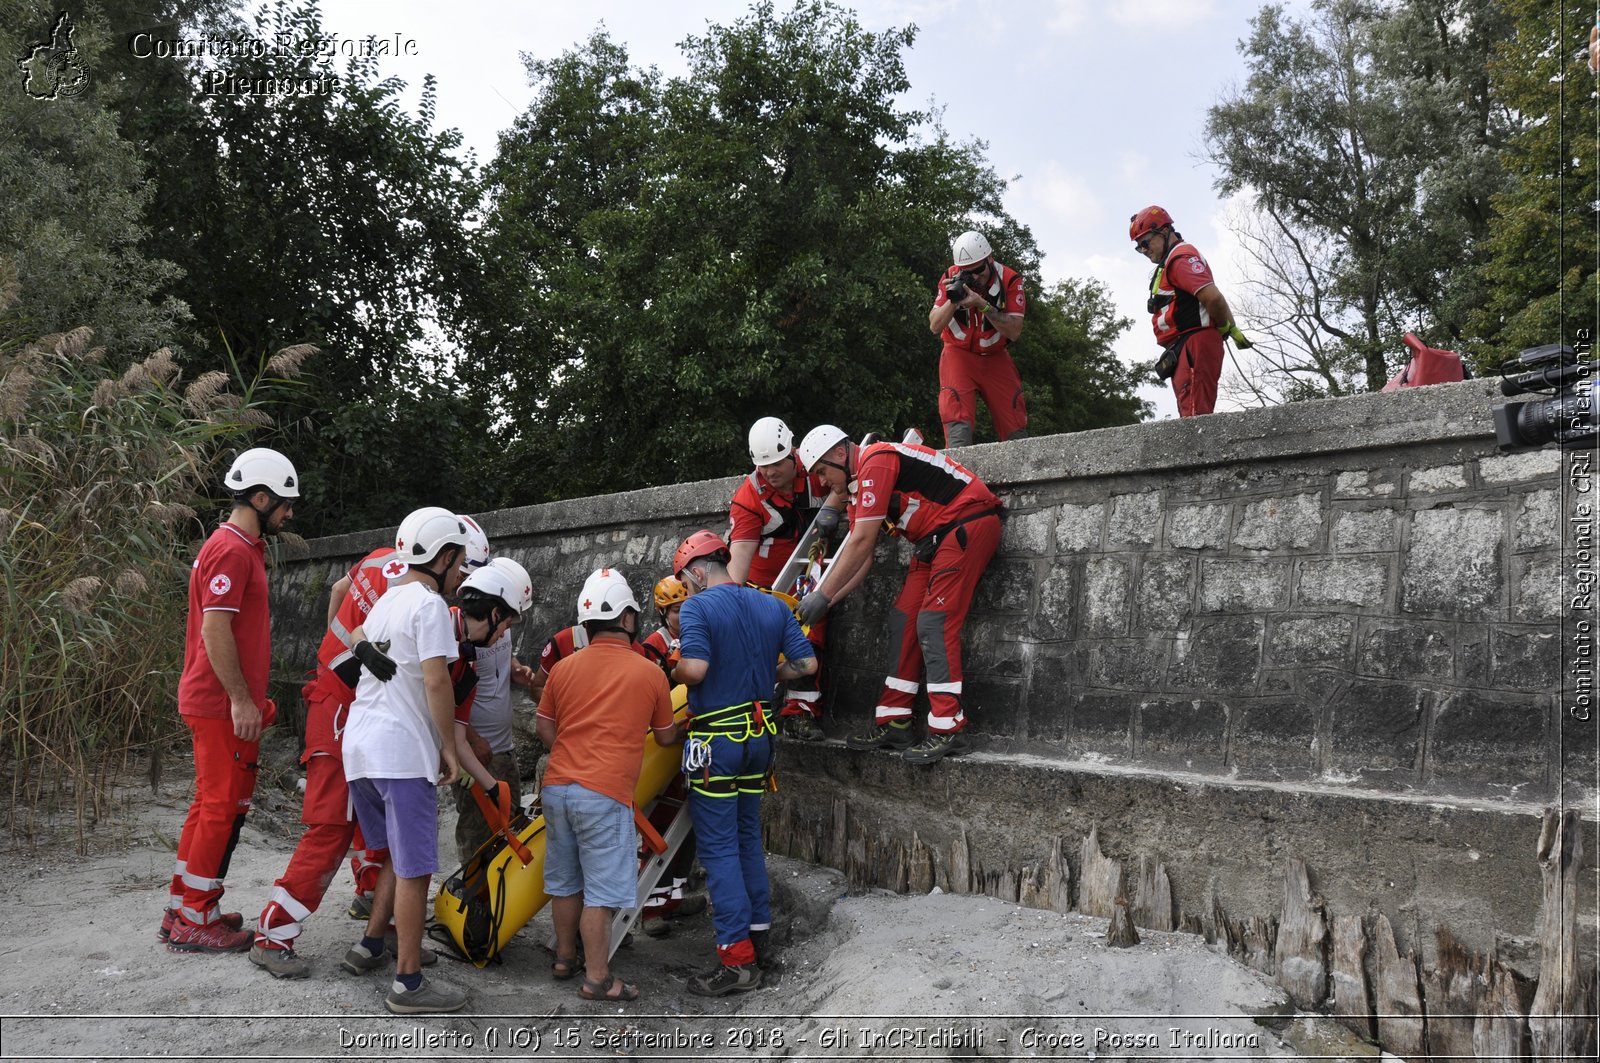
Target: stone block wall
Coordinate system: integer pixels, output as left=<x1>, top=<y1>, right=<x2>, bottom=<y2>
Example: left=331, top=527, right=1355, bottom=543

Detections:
left=265, top=378, right=1594, bottom=957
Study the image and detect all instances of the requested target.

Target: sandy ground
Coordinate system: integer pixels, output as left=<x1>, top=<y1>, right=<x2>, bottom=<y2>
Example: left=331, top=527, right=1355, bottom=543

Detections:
left=0, top=748, right=1376, bottom=1063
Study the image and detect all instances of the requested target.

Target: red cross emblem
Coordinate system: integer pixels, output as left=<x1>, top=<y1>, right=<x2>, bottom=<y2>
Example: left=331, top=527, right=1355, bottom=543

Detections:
left=208, top=574, right=232, bottom=596
left=582, top=599, right=592, bottom=609
left=396, top=538, right=405, bottom=549
left=383, top=560, right=407, bottom=579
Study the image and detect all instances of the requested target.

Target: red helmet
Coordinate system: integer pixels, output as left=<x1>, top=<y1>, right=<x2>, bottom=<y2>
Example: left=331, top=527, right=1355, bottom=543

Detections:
left=673, top=530, right=730, bottom=579
left=1129, top=206, right=1174, bottom=241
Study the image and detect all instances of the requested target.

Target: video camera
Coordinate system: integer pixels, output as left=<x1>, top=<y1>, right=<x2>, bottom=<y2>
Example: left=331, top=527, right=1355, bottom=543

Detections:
left=1491, top=342, right=1596, bottom=452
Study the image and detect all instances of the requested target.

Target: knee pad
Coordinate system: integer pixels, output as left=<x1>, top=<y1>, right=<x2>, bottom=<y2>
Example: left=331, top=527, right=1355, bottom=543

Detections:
left=943, top=420, right=974, bottom=449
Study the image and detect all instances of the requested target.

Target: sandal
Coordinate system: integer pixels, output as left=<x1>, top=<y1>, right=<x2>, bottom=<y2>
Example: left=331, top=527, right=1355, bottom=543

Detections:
left=551, top=955, right=580, bottom=980
left=578, top=973, right=640, bottom=1002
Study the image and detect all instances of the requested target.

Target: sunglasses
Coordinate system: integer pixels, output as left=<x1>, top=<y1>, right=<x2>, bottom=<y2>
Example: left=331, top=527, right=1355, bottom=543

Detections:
left=1135, top=234, right=1159, bottom=253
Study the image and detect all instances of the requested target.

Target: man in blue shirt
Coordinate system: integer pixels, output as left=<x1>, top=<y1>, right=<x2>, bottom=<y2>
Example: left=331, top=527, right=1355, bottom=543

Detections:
left=670, top=530, right=816, bottom=996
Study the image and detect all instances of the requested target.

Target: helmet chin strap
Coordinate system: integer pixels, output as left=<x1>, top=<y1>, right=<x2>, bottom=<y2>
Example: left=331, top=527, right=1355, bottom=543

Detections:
left=247, top=492, right=287, bottom=536
left=817, top=445, right=856, bottom=492
left=412, top=546, right=461, bottom=593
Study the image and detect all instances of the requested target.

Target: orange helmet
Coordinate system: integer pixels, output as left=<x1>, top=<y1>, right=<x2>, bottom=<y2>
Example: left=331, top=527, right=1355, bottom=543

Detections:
left=653, top=576, right=688, bottom=612
left=1129, top=205, right=1174, bottom=242
left=672, top=530, right=730, bottom=579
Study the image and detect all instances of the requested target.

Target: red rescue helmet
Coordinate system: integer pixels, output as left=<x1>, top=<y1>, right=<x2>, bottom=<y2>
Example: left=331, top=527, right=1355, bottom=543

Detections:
left=673, top=530, right=730, bottom=580
left=1129, top=205, right=1174, bottom=242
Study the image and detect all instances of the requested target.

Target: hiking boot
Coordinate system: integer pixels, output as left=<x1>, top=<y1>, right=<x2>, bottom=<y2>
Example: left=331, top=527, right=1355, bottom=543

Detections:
left=158, top=908, right=242, bottom=942
left=385, top=975, right=467, bottom=1015
left=641, top=916, right=671, bottom=938
left=900, top=731, right=970, bottom=765
left=672, top=894, right=707, bottom=918
left=341, top=940, right=388, bottom=974
left=687, top=962, right=761, bottom=997
left=347, top=893, right=373, bottom=920
left=249, top=943, right=310, bottom=979
left=383, top=930, right=437, bottom=966
left=750, top=928, right=774, bottom=970
left=166, top=917, right=252, bottom=954
left=844, top=721, right=914, bottom=751
left=781, top=715, right=825, bottom=742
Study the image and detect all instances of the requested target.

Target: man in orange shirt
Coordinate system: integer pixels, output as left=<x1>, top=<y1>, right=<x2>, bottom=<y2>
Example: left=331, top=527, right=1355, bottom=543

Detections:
left=536, top=568, right=680, bottom=1003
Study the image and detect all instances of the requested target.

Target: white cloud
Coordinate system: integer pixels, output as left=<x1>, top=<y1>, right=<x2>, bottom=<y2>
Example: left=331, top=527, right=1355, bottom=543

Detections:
left=1110, top=0, right=1217, bottom=31
left=1045, top=0, right=1094, bottom=33
left=1024, top=163, right=1104, bottom=232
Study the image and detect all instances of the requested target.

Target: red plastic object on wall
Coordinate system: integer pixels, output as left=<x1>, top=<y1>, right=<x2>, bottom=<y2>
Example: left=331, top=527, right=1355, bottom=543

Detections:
left=1383, top=332, right=1468, bottom=391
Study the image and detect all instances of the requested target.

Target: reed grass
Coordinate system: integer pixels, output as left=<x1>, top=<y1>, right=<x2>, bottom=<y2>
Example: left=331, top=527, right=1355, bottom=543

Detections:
left=0, top=268, right=315, bottom=850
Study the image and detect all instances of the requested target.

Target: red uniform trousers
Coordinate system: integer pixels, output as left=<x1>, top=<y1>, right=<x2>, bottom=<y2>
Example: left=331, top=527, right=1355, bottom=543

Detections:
left=779, top=617, right=827, bottom=720
left=170, top=716, right=259, bottom=926
left=871, top=511, right=1001, bottom=733
left=1172, top=327, right=1223, bottom=417
left=938, top=345, right=1028, bottom=443
left=255, top=678, right=386, bottom=948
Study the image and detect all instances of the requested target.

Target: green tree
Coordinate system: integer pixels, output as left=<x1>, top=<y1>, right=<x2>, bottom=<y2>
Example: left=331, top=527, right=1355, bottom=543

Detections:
left=460, top=1, right=1143, bottom=502
left=89, top=0, right=497, bottom=534
left=1469, top=1, right=1598, bottom=358
left=0, top=4, right=189, bottom=356
left=1206, top=0, right=1517, bottom=392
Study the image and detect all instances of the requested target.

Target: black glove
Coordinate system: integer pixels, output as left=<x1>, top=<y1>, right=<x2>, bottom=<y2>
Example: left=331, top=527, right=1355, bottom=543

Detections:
left=452, top=666, right=479, bottom=705
left=352, top=640, right=396, bottom=682
left=813, top=506, right=843, bottom=536
left=797, top=589, right=830, bottom=626
left=483, top=781, right=501, bottom=809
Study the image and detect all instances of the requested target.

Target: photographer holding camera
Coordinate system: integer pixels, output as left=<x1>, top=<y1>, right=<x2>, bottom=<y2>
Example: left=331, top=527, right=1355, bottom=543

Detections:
left=929, top=230, right=1028, bottom=449
left=1130, top=205, right=1247, bottom=418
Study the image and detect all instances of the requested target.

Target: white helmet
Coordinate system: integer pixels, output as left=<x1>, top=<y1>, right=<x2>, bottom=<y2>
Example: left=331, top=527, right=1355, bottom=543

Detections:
left=748, top=416, right=794, bottom=467
left=952, top=230, right=993, bottom=268
left=461, top=556, right=533, bottom=616
left=223, top=447, right=299, bottom=498
left=458, top=514, right=491, bottom=569
left=395, top=506, right=469, bottom=566
left=797, top=424, right=849, bottom=471
left=576, top=567, right=639, bottom=623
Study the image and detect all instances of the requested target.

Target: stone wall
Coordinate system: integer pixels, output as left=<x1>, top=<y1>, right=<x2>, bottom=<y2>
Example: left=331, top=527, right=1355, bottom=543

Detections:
left=266, top=378, right=1595, bottom=962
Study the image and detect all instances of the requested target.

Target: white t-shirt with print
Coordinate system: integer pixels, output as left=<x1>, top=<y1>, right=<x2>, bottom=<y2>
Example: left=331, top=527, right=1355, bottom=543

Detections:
left=343, top=580, right=459, bottom=783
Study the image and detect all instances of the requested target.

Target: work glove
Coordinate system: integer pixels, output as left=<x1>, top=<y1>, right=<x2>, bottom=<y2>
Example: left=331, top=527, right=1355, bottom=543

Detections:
left=1225, top=322, right=1253, bottom=349
left=796, top=589, right=830, bottom=627
left=812, top=506, right=843, bottom=536
left=452, top=666, right=479, bottom=706
left=353, top=639, right=396, bottom=682
left=483, top=781, right=501, bottom=809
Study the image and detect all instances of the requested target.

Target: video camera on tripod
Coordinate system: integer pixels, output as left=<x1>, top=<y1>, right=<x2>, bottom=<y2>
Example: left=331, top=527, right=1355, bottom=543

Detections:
left=1491, top=342, right=1596, bottom=453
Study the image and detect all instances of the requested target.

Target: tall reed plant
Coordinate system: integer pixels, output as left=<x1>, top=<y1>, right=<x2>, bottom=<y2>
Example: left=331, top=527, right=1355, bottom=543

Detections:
left=0, top=264, right=314, bottom=849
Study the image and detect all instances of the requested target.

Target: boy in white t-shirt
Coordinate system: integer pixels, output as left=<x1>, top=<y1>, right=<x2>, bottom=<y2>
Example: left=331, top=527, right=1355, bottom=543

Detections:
left=341, top=507, right=473, bottom=1015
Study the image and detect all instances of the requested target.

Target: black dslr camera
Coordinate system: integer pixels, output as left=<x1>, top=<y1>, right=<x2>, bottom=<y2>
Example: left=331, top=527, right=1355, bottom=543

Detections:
left=945, top=269, right=983, bottom=302
left=1491, top=341, right=1597, bottom=452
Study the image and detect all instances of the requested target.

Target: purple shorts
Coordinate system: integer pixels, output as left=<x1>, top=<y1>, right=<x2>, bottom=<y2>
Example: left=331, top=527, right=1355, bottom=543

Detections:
left=349, top=776, right=438, bottom=880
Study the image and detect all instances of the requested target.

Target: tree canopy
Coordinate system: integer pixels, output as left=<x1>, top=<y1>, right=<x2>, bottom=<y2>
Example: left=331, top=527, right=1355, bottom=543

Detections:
left=1205, top=0, right=1518, bottom=396
left=455, top=1, right=1144, bottom=501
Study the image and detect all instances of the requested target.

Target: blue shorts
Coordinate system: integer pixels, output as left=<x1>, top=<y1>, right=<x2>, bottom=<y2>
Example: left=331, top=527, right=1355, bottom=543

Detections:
left=349, top=776, right=438, bottom=880
left=542, top=783, right=636, bottom=909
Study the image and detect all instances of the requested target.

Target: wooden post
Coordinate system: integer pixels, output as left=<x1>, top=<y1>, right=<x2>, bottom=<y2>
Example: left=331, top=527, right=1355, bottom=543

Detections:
left=1529, top=808, right=1593, bottom=1062
left=1474, top=957, right=1531, bottom=1061
left=1132, top=855, right=1175, bottom=932
left=1077, top=826, right=1122, bottom=920
left=1373, top=914, right=1426, bottom=1060
left=1108, top=894, right=1140, bottom=948
left=1331, top=913, right=1374, bottom=1040
left=1422, top=928, right=1479, bottom=1061
left=1276, top=858, right=1328, bottom=1010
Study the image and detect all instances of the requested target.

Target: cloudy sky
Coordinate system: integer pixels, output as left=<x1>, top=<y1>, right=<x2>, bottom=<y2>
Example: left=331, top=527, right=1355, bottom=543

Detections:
left=311, top=0, right=1315, bottom=419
